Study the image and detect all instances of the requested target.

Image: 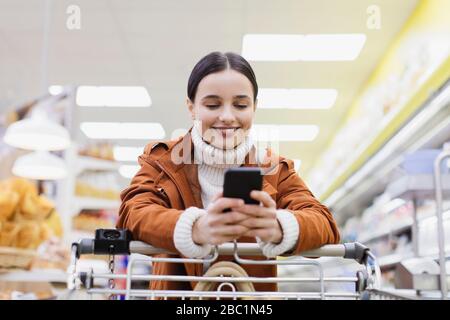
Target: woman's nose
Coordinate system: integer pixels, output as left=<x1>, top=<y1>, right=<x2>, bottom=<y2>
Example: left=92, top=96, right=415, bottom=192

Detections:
left=218, top=105, right=235, bottom=122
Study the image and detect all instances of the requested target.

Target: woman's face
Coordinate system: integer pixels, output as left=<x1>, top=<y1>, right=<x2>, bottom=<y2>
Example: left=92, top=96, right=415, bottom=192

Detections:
left=187, top=69, right=256, bottom=149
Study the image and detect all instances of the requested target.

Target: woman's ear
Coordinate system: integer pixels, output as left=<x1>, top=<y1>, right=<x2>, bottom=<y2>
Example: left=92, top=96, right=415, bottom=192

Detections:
left=186, top=98, right=195, bottom=120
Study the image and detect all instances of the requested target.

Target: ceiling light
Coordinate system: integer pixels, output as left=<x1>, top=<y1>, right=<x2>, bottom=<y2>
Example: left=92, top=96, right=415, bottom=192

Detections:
left=119, top=165, right=140, bottom=179
left=76, top=86, right=152, bottom=107
left=113, top=146, right=144, bottom=162
left=258, top=88, right=338, bottom=109
left=12, top=151, right=67, bottom=180
left=300, top=34, right=366, bottom=61
left=48, top=85, right=64, bottom=95
left=80, top=122, right=165, bottom=140
left=4, top=115, right=71, bottom=151
left=242, top=34, right=303, bottom=61
left=251, top=124, right=319, bottom=141
left=242, top=33, right=366, bottom=61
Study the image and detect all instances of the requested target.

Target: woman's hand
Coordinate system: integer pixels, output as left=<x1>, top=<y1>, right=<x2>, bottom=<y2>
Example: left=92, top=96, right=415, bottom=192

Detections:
left=192, top=193, right=251, bottom=246
left=237, top=190, right=283, bottom=244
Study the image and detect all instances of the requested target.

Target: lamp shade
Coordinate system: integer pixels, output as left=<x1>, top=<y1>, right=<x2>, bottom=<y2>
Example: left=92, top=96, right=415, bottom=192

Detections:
left=12, top=151, right=68, bottom=180
left=3, top=117, right=71, bottom=151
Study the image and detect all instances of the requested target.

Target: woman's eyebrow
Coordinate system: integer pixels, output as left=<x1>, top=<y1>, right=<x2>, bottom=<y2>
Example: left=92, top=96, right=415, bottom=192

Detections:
left=201, top=95, right=222, bottom=100
left=234, top=95, right=251, bottom=100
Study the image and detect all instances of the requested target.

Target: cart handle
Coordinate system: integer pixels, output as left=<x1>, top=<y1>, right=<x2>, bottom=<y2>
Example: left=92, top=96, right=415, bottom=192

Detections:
left=74, top=238, right=370, bottom=264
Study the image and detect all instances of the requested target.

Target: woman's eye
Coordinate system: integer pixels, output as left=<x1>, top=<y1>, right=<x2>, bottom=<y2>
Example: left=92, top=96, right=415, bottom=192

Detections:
left=235, top=104, right=248, bottom=109
left=206, top=105, right=220, bottom=109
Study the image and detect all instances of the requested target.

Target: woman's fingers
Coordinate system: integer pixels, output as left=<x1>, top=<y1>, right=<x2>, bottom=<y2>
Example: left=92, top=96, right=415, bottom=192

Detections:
left=209, top=225, right=250, bottom=245
left=203, top=194, right=281, bottom=245
left=208, top=197, right=244, bottom=214
left=240, top=217, right=275, bottom=229
left=220, top=211, right=250, bottom=225
left=208, top=210, right=249, bottom=227
left=212, top=224, right=249, bottom=237
left=250, top=190, right=276, bottom=208
left=236, top=204, right=276, bottom=219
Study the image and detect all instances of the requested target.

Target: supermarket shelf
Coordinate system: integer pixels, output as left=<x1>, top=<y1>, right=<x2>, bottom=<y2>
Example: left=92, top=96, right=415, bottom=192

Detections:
left=319, top=57, right=450, bottom=204
left=358, top=206, right=450, bottom=243
left=378, top=252, right=414, bottom=269
left=329, top=101, right=450, bottom=221
left=71, top=196, right=120, bottom=216
left=321, top=81, right=450, bottom=226
left=356, top=176, right=450, bottom=244
left=357, top=207, right=442, bottom=244
left=358, top=219, right=413, bottom=244
left=386, top=174, right=450, bottom=200
left=378, top=250, right=450, bottom=270
left=74, top=196, right=120, bottom=210
left=75, top=156, right=120, bottom=175
left=0, top=269, right=68, bottom=283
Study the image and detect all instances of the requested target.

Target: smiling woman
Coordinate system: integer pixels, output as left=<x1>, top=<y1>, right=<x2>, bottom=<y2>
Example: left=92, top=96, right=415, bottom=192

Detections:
left=116, top=51, right=340, bottom=294
left=186, top=52, right=258, bottom=150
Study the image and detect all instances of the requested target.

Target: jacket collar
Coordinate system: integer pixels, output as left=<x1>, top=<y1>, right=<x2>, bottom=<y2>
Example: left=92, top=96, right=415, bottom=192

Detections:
left=154, top=131, right=197, bottom=208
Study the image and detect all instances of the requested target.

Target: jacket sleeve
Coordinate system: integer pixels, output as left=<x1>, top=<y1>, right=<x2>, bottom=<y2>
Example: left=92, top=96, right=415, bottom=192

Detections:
left=116, top=152, right=182, bottom=253
left=276, top=159, right=340, bottom=254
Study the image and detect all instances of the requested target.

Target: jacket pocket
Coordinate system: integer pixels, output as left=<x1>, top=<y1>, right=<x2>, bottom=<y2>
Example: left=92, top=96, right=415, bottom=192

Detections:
left=155, top=186, right=171, bottom=205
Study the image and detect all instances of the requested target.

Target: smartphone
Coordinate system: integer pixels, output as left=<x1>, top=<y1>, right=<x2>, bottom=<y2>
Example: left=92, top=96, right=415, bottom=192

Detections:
left=222, top=167, right=262, bottom=212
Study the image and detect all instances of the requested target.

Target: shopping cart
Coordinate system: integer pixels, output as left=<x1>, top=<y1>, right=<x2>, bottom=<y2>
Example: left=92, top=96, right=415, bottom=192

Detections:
left=66, top=228, right=397, bottom=300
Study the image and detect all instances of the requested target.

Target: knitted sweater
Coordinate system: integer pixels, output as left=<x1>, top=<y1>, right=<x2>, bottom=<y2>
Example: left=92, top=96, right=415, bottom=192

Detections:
left=174, top=125, right=299, bottom=258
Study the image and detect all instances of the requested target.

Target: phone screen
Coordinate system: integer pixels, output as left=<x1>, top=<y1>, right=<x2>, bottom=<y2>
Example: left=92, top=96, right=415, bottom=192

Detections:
left=222, top=168, right=262, bottom=211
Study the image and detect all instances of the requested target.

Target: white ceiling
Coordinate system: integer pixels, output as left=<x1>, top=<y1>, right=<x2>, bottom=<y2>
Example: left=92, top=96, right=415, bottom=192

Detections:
left=0, top=0, right=419, bottom=177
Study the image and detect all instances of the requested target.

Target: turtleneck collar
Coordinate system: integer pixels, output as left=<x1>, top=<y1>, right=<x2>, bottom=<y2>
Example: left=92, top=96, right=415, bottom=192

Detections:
left=191, top=122, right=254, bottom=169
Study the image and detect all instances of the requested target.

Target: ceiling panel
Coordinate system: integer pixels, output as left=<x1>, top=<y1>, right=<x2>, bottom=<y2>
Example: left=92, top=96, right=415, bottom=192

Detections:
left=0, top=0, right=420, bottom=179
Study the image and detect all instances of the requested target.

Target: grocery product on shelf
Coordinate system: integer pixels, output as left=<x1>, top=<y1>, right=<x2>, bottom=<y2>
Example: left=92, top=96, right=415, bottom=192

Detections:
left=342, top=192, right=450, bottom=273
left=30, top=237, right=70, bottom=271
left=0, top=178, right=64, bottom=269
left=72, top=209, right=116, bottom=232
left=0, top=188, right=19, bottom=221
left=0, top=246, right=36, bottom=270
left=380, top=270, right=396, bottom=289
left=418, top=209, right=450, bottom=257
left=78, top=142, right=114, bottom=161
left=308, top=35, right=450, bottom=197
left=401, top=149, right=442, bottom=174
left=17, top=193, right=54, bottom=221
left=0, top=281, right=55, bottom=300
left=75, top=171, right=121, bottom=200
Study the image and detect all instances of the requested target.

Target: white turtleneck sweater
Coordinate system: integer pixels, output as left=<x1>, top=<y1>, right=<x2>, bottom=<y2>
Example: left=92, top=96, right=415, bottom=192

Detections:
left=173, top=124, right=299, bottom=258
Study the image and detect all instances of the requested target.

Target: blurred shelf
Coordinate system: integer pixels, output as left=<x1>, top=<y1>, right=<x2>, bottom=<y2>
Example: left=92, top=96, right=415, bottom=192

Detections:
left=321, top=85, right=450, bottom=225
left=0, top=269, right=68, bottom=283
left=318, top=58, right=450, bottom=204
left=73, top=196, right=120, bottom=213
left=377, top=250, right=450, bottom=270
left=355, top=208, right=449, bottom=250
left=386, top=174, right=450, bottom=200
left=378, top=252, right=414, bottom=269
left=358, top=218, right=413, bottom=243
left=75, top=156, right=119, bottom=175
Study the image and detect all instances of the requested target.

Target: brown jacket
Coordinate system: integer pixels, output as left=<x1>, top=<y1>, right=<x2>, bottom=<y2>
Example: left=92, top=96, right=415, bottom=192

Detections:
left=117, top=131, right=340, bottom=292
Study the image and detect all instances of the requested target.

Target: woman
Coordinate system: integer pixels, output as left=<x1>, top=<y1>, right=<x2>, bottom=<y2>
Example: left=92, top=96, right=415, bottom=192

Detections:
left=117, top=52, right=340, bottom=292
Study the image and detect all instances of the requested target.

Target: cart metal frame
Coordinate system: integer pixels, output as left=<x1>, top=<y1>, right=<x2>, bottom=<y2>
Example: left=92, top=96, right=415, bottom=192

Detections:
left=66, top=233, right=397, bottom=300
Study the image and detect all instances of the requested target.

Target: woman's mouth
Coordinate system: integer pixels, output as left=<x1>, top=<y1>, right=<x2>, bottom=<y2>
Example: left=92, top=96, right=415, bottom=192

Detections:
left=212, top=127, right=240, bottom=137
